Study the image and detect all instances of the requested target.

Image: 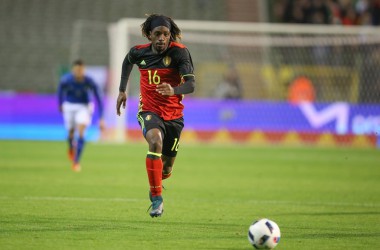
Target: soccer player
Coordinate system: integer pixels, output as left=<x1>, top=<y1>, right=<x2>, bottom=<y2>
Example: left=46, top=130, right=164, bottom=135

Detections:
left=116, top=14, right=195, bottom=217
left=58, top=59, right=104, bottom=172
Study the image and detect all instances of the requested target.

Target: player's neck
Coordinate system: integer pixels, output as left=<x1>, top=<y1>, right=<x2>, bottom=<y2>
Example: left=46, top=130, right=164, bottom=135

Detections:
left=74, top=76, right=84, bottom=82
left=151, top=43, right=169, bottom=54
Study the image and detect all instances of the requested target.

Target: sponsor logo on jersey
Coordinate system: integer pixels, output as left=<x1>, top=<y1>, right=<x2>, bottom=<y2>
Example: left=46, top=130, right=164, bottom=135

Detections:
left=163, top=56, right=171, bottom=67
left=140, top=60, right=146, bottom=65
left=145, top=115, right=151, bottom=121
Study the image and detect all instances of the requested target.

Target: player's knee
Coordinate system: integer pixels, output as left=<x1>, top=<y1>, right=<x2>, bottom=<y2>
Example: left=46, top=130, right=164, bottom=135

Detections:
left=148, top=135, right=163, bottom=152
left=150, top=141, right=162, bottom=152
left=146, top=129, right=163, bottom=152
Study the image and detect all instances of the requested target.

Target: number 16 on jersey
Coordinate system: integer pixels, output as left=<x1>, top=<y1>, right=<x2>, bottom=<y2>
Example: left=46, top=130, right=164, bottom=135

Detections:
left=148, top=70, right=161, bottom=85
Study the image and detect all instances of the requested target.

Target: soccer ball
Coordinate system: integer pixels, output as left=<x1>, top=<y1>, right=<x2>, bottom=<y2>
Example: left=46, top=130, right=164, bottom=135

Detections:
left=247, top=218, right=281, bottom=249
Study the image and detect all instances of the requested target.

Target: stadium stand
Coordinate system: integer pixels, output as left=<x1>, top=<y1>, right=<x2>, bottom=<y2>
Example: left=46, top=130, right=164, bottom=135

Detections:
left=0, top=0, right=227, bottom=92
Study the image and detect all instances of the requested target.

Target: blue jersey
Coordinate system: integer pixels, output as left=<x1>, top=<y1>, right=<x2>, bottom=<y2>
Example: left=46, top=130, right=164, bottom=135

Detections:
left=58, top=73, right=103, bottom=117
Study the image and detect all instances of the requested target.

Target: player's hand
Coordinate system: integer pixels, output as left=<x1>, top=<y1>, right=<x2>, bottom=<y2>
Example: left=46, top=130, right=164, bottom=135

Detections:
left=99, top=118, right=106, bottom=131
left=156, top=83, right=174, bottom=96
left=116, top=92, right=127, bottom=116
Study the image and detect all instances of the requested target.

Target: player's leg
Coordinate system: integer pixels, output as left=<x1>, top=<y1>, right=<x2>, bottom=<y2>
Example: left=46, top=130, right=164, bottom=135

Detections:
left=67, top=128, right=75, bottom=161
left=137, top=112, right=165, bottom=217
left=72, top=105, right=91, bottom=172
left=73, top=123, right=87, bottom=171
left=62, top=102, right=76, bottom=161
left=147, top=153, right=174, bottom=203
left=145, top=128, right=164, bottom=196
left=161, top=155, right=175, bottom=180
left=161, top=117, right=184, bottom=180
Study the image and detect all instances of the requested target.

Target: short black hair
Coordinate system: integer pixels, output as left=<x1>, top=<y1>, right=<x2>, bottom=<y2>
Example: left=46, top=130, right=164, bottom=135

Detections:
left=72, top=59, right=84, bottom=66
left=141, top=14, right=182, bottom=42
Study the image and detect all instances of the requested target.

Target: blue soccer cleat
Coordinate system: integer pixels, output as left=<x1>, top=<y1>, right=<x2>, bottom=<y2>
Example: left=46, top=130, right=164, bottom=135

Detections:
left=149, top=196, right=164, bottom=218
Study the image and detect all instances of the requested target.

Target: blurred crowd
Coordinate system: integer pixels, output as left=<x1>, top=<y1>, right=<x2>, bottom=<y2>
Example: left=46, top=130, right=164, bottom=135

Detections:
left=272, top=0, right=380, bottom=25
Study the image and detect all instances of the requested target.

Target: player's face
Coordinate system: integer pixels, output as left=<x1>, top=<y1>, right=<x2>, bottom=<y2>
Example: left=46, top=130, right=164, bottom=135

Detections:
left=150, top=26, right=171, bottom=54
left=72, top=65, right=85, bottom=80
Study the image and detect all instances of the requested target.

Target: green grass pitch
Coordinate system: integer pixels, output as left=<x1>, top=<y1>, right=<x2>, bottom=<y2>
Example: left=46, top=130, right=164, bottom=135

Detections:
left=0, top=140, right=379, bottom=249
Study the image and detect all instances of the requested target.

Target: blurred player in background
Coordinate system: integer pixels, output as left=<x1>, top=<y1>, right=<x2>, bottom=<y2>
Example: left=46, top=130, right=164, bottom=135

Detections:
left=58, top=59, right=105, bottom=172
left=116, top=14, right=195, bottom=217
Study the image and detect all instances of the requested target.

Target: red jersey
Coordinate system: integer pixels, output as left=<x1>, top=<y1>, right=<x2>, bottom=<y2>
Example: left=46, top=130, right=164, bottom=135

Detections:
left=126, top=42, right=194, bottom=120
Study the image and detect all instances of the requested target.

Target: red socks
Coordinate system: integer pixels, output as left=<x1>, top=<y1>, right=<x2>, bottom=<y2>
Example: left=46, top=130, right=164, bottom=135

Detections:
left=146, top=152, right=163, bottom=197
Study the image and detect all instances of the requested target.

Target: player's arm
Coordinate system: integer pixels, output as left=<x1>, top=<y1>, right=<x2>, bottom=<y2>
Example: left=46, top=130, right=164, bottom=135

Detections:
left=117, top=52, right=134, bottom=116
left=156, top=48, right=195, bottom=96
left=91, top=82, right=103, bottom=116
left=156, top=75, right=195, bottom=96
left=174, top=74, right=195, bottom=94
left=90, top=80, right=105, bottom=127
left=94, top=87, right=103, bottom=117
left=57, top=80, right=66, bottom=113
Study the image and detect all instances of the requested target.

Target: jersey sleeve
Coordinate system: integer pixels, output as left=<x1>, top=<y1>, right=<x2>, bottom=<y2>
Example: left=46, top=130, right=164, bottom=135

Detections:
left=127, top=47, right=139, bottom=64
left=172, top=47, right=195, bottom=95
left=119, top=47, right=139, bottom=92
left=176, top=48, right=195, bottom=78
left=57, top=77, right=67, bottom=106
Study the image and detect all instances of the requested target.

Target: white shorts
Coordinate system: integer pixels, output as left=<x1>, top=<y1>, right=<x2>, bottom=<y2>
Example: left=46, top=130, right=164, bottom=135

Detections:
left=62, top=102, right=93, bottom=130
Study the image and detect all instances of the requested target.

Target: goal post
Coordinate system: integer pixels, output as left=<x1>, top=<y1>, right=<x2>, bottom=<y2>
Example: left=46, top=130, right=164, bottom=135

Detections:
left=107, top=18, right=380, bottom=146
left=107, top=20, right=130, bottom=142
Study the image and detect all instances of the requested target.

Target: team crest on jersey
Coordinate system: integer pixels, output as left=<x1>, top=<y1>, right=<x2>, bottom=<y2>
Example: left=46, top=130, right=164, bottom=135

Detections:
left=163, top=56, right=171, bottom=67
left=145, top=115, right=151, bottom=121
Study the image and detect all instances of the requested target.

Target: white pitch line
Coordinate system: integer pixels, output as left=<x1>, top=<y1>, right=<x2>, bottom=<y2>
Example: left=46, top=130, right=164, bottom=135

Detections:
left=23, top=196, right=142, bottom=202
left=0, top=196, right=379, bottom=208
left=0, top=196, right=141, bottom=202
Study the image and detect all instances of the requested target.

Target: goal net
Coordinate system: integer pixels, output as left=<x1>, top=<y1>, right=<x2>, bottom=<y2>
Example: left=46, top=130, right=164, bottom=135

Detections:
left=107, top=18, right=380, bottom=147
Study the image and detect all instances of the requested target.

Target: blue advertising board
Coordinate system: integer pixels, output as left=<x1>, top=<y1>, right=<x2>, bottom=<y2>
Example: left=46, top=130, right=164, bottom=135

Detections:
left=0, top=94, right=379, bottom=146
